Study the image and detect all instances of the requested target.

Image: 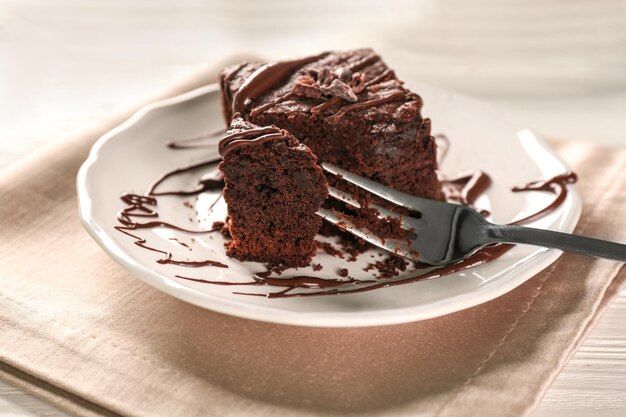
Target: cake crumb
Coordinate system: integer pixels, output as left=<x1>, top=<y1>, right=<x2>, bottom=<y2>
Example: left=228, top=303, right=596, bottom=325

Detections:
left=212, top=221, right=231, bottom=238
left=364, top=255, right=409, bottom=279
left=267, top=265, right=288, bottom=275
left=316, top=241, right=344, bottom=259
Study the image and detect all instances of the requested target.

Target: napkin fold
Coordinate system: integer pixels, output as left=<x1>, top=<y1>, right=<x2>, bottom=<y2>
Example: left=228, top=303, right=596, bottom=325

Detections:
left=1, top=65, right=625, bottom=417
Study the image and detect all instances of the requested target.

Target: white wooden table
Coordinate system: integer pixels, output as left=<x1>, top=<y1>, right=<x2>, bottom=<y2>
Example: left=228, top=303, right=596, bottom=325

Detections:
left=1, top=1, right=625, bottom=416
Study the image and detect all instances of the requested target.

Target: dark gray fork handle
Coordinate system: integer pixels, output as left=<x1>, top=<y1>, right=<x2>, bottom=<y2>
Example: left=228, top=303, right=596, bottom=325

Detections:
left=486, top=225, right=626, bottom=262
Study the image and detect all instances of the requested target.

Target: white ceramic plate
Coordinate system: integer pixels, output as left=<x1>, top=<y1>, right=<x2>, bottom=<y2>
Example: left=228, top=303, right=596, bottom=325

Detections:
left=77, top=82, right=581, bottom=327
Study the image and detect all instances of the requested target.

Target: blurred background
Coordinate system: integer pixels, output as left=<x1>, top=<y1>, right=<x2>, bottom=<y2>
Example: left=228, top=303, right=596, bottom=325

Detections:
left=1, top=0, right=625, bottom=169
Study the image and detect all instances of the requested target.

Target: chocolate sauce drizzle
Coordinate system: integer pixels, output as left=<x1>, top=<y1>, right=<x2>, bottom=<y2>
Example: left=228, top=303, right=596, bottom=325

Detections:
left=218, top=125, right=284, bottom=156
left=199, top=243, right=514, bottom=299
left=226, top=51, right=411, bottom=122
left=228, top=52, right=330, bottom=121
left=145, top=158, right=224, bottom=198
left=116, top=126, right=577, bottom=297
left=326, top=91, right=409, bottom=122
left=176, top=271, right=366, bottom=298
left=364, top=68, right=394, bottom=87
left=171, top=166, right=577, bottom=298
left=249, top=92, right=294, bottom=117
left=442, top=171, right=492, bottom=216
left=115, top=158, right=226, bottom=268
left=169, top=237, right=190, bottom=249
left=220, top=62, right=248, bottom=117
left=347, top=53, right=381, bottom=72
left=511, top=172, right=578, bottom=224
left=310, top=96, right=343, bottom=115
left=165, top=128, right=225, bottom=150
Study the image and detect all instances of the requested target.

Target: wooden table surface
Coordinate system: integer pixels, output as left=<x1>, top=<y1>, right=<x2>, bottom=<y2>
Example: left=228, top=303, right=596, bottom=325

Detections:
left=1, top=1, right=625, bottom=416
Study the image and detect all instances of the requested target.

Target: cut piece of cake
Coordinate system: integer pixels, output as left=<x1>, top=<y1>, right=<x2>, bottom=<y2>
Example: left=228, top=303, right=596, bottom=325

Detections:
left=218, top=116, right=328, bottom=267
left=219, top=48, right=442, bottom=200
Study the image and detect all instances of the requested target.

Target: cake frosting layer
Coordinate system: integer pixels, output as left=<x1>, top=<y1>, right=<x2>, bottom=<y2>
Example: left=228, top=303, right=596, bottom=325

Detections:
left=219, top=48, right=442, bottom=200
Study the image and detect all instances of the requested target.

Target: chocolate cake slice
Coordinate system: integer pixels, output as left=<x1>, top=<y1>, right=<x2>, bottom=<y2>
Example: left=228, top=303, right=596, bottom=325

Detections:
left=218, top=116, right=328, bottom=267
left=219, top=48, right=442, bottom=200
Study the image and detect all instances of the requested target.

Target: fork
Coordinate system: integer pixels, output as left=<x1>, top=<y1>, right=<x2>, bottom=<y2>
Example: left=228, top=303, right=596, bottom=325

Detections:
left=317, top=163, right=626, bottom=265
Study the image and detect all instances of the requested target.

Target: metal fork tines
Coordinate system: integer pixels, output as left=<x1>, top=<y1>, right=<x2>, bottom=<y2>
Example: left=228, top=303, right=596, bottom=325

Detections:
left=318, top=163, right=460, bottom=265
left=318, top=163, right=626, bottom=265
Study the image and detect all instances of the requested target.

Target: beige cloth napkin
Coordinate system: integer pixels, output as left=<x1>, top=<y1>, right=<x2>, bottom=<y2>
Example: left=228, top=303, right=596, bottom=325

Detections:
left=1, top=66, right=625, bottom=417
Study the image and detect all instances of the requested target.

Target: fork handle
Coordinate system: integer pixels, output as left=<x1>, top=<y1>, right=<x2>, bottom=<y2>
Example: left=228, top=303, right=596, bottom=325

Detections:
left=486, top=225, right=626, bottom=262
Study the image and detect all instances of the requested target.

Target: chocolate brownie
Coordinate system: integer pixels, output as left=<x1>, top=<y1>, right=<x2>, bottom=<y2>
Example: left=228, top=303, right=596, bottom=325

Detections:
left=218, top=116, right=328, bottom=267
left=219, top=48, right=442, bottom=201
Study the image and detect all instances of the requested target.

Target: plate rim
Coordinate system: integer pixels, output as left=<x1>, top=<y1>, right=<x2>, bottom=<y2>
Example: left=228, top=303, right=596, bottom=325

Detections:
left=77, top=83, right=582, bottom=328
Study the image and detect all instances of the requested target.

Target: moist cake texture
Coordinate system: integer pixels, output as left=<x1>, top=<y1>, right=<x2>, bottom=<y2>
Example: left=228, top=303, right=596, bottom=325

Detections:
left=219, top=48, right=442, bottom=200
left=218, top=116, right=328, bottom=267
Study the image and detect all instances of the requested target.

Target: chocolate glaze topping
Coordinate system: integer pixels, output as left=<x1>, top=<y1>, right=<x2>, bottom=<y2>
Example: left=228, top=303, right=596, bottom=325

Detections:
left=228, top=51, right=330, bottom=121
left=217, top=125, right=285, bottom=156
left=364, top=68, right=394, bottom=87
left=347, top=52, right=381, bottom=72
left=220, top=62, right=247, bottom=120
left=310, top=96, right=343, bottom=115
left=222, top=50, right=423, bottom=127
left=326, top=91, right=409, bottom=122
left=250, top=92, right=294, bottom=117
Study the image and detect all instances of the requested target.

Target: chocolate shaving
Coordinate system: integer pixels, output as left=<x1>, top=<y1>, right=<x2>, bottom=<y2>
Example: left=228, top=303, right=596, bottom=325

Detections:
left=319, top=79, right=358, bottom=102
left=306, top=66, right=362, bottom=102
left=334, top=67, right=353, bottom=81
left=292, top=74, right=321, bottom=98
left=317, top=68, right=333, bottom=85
